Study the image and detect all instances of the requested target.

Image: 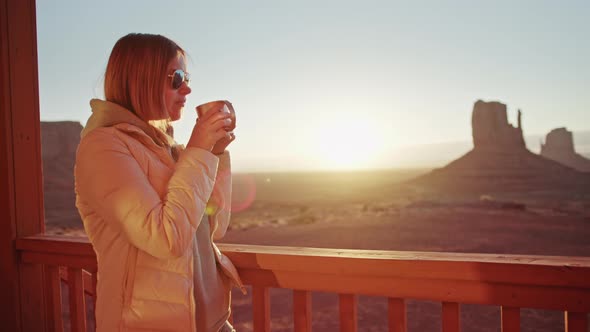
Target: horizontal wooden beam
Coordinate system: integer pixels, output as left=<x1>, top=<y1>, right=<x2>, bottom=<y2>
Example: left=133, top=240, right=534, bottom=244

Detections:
left=218, top=243, right=590, bottom=267
left=16, top=235, right=94, bottom=256
left=236, top=268, right=590, bottom=311
left=15, top=236, right=590, bottom=312
left=218, top=244, right=590, bottom=289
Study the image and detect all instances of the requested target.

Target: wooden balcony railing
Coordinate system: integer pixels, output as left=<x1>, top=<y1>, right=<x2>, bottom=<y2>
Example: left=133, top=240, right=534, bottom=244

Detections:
left=16, top=234, right=590, bottom=332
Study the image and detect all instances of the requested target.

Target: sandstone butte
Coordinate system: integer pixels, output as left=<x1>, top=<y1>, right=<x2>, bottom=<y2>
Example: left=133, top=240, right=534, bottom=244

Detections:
left=411, top=100, right=590, bottom=193
left=541, top=127, right=590, bottom=172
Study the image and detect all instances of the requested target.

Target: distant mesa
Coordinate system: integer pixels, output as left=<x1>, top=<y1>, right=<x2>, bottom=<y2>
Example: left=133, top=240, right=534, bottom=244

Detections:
left=410, top=100, right=590, bottom=192
left=540, top=127, right=590, bottom=173
left=41, top=121, right=83, bottom=227
left=41, top=121, right=82, bottom=169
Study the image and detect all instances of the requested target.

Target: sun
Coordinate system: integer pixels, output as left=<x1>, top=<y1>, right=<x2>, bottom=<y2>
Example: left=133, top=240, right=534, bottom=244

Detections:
left=314, top=116, right=382, bottom=170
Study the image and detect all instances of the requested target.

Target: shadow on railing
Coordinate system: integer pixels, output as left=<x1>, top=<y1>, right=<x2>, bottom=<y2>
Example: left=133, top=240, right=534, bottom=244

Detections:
left=16, top=234, right=590, bottom=332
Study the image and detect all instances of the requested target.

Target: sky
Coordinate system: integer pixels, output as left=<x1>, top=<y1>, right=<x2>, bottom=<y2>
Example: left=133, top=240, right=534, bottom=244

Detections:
left=36, top=1, right=590, bottom=172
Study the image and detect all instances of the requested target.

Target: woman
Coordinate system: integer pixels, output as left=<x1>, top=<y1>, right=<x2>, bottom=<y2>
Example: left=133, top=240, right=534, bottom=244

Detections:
left=75, top=33, right=243, bottom=332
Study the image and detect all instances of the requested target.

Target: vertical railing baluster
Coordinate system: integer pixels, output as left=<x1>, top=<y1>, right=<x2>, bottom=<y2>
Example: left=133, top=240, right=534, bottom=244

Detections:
left=293, top=290, right=312, bottom=332
left=442, top=302, right=460, bottom=332
left=253, top=286, right=270, bottom=332
left=564, top=312, right=588, bottom=332
left=501, top=306, right=520, bottom=332
left=388, top=298, right=406, bottom=332
left=68, top=268, right=86, bottom=332
left=339, top=294, right=358, bottom=332
left=91, top=270, right=97, bottom=330
left=44, top=265, right=63, bottom=332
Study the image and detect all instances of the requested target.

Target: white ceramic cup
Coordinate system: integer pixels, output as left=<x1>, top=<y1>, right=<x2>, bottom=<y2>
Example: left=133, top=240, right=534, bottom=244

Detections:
left=196, top=100, right=231, bottom=116
left=196, top=100, right=234, bottom=132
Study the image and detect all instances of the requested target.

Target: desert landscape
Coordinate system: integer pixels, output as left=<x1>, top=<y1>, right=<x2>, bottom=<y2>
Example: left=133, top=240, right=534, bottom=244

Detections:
left=41, top=100, right=590, bottom=331
left=222, top=168, right=590, bottom=332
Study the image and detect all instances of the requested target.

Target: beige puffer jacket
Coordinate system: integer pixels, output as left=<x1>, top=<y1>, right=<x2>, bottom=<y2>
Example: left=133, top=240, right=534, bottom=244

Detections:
left=75, top=99, right=244, bottom=332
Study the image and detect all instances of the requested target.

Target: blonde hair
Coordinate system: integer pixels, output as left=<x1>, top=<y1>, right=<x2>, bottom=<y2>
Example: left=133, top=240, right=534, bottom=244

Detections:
left=104, top=33, right=185, bottom=136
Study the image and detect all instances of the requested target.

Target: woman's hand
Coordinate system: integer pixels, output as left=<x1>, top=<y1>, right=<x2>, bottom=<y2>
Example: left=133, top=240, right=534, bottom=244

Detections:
left=212, top=101, right=237, bottom=155
left=187, top=106, right=232, bottom=152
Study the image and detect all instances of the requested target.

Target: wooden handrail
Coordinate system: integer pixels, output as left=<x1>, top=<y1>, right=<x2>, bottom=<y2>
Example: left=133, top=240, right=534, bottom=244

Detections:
left=217, top=244, right=590, bottom=286
left=16, top=235, right=95, bottom=258
left=16, top=235, right=590, bottom=310
left=16, top=234, right=590, bottom=331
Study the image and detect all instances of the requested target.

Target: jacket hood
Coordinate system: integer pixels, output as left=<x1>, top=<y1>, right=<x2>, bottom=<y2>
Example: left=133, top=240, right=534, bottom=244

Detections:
left=82, top=99, right=176, bottom=149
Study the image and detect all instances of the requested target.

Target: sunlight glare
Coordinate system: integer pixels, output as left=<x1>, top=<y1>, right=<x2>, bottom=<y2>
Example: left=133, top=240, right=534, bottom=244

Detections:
left=315, top=115, right=382, bottom=170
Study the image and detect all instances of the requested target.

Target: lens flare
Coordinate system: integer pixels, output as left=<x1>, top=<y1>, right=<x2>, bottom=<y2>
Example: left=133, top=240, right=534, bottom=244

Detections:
left=231, top=174, right=257, bottom=213
left=205, top=204, right=218, bottom=215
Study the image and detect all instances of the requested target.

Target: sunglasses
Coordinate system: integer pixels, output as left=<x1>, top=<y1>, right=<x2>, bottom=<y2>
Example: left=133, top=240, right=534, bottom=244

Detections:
left=167, top=69, right=190, bottom=89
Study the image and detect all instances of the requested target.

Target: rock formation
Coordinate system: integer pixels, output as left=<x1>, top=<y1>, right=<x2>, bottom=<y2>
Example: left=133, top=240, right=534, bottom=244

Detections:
left=541, top=128, right=590, bottom=172
left=472, top=100, right=526, bottom=151
left=411, top=100, right=590, bottom=193
left=41, top=121, right=83, bottom=228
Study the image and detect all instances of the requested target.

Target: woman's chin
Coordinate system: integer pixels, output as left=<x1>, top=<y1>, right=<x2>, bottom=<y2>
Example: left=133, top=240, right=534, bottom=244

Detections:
left=169, top=109, right=182, bottom=121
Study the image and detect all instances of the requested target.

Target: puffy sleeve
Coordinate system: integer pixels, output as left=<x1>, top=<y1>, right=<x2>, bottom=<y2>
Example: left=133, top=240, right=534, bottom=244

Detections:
left=75, top=128, right=218, bottom=258
left=207, top=151, right=232, bottom=240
